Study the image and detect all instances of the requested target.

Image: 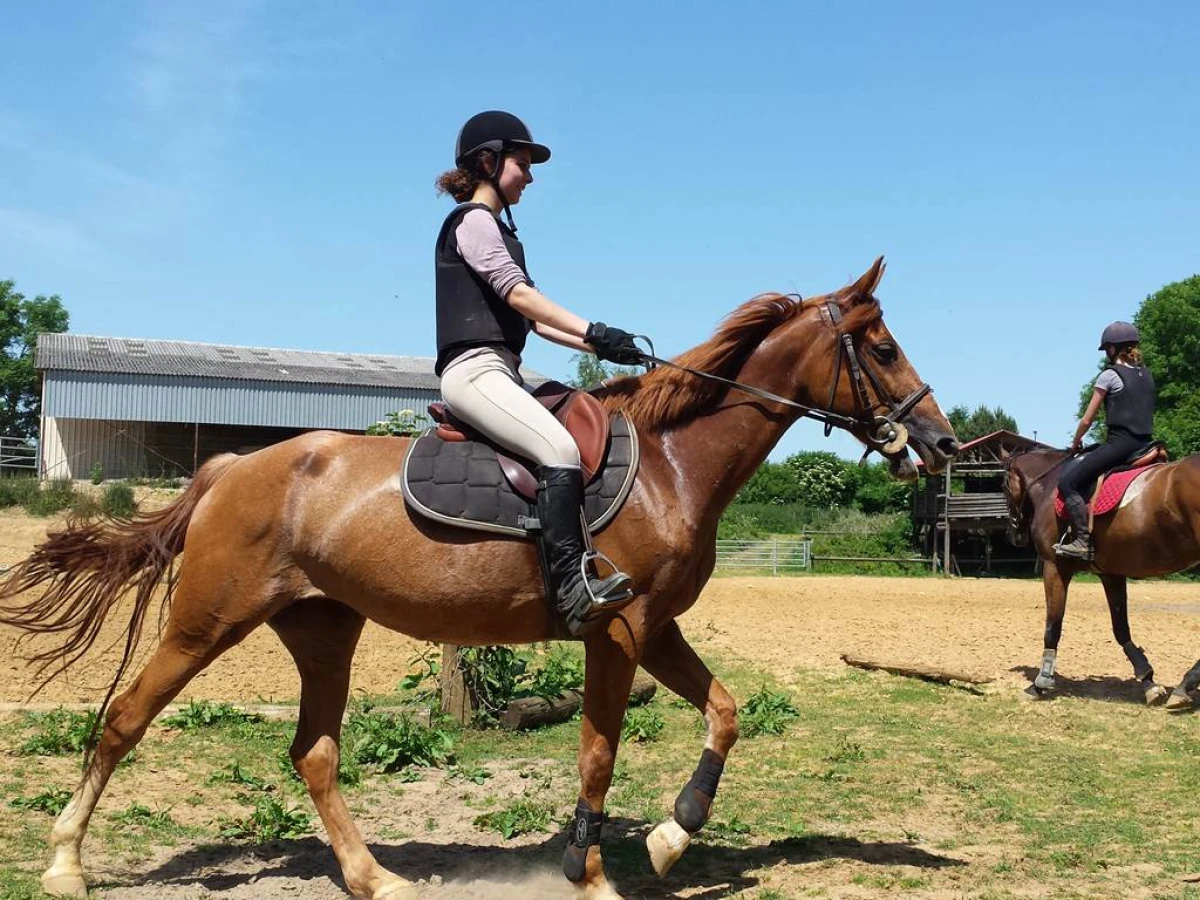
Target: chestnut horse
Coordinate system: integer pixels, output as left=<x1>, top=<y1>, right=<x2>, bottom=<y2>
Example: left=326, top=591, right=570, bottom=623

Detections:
left=1, top=258, right=956, bottom=900
left=1005, top=447, right=1200, bottom=708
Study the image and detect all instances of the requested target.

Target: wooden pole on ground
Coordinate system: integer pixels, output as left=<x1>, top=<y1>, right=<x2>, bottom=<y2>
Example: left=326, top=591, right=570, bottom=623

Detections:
left=840, top=653, right=992, bottom=687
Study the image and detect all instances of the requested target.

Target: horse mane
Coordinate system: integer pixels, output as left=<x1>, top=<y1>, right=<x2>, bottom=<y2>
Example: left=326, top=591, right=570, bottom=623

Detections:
left=598, top=289, right=883, bottom=430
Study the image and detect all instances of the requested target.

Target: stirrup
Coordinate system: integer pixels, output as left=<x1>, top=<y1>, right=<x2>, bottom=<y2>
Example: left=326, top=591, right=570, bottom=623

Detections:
left=579, top=550, right=635, bottom=620
left=1054, top=538, right=1092, bottom=560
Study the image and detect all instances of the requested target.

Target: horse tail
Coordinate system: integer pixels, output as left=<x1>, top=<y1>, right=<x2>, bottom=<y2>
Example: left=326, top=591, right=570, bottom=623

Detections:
left=0, top=453, right=241, bottom=717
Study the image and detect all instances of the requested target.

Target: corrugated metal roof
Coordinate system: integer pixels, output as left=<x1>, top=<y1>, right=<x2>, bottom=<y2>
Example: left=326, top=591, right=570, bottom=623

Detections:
left=36, top=333, right=546, bottom=389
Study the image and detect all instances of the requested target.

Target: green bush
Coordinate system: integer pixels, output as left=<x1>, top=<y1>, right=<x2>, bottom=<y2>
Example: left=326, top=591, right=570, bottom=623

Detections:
left=101, top=482, right=137, bottom=518
left=22, top=478, right=76, bottom=516
left=89, top=461, right=103, bottom=484
left=0, top=476, right=41, bottom=508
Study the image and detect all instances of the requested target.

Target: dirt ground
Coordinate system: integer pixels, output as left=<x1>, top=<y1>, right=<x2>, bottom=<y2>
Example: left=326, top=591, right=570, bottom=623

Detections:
left=3, top=507, right=1200, bottom=898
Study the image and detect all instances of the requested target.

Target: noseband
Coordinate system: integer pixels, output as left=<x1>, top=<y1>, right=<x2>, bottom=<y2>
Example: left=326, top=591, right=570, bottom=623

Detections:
left=636, top=299, right=932, bottom=455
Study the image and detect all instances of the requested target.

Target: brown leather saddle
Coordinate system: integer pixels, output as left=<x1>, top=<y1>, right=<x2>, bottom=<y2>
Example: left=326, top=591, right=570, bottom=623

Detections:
left=426, top=380, right=610, bottom=501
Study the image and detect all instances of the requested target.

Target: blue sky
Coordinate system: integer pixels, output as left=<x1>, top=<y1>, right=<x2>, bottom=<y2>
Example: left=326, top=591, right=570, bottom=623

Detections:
left=2, top=2, right=1197, bottom=460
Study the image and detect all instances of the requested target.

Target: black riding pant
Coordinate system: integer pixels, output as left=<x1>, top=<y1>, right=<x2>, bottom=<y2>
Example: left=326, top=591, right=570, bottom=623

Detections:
left=1057, top=431, right=1148, bottom=503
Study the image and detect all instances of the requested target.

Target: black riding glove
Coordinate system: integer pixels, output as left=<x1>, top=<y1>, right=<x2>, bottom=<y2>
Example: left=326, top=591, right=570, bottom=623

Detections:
left=585, top=322, right=645, bottom=366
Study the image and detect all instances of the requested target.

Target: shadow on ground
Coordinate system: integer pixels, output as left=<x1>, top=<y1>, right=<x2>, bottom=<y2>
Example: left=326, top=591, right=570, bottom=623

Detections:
left=112, top=818, right=965, bottom=898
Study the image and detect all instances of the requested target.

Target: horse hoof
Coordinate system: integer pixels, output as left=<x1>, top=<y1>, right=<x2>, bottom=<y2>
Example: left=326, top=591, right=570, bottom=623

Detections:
left=1022, top=684, right=1049, bottom=701
left=41, top=868, right=88, bottom=898
left=1144, top=683, right=1170, bottom=706
left=1165, top=688, right=1193, bottom=713
left=1033, top=674, right=1056, bottom=691
left=373, top=878, right=419, bottom=900
left=574, top=881, right=624, bottom=900
left=646, top=819, right=691, bottom=878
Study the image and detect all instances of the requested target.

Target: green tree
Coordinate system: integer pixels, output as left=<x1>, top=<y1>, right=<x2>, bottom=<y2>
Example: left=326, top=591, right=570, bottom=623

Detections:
left=946, top=404, right=1019, bottom=444
left=1113, top=274, right=1200, bottom=457
left=366, top=410, right=430, bottom=437
left=566, top=353, right=637, bottom=390
left=0, top=280, right=69, bottom=439
left=782, top=451, right=857, bottom=509
left=735, top=461, right=804, bottom=505
left=1075, top=275, right=1200, bottom=455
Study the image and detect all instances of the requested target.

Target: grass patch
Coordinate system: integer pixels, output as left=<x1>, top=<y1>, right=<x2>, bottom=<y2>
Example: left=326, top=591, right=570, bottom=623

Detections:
left=161, top=700, right=265, bottom=730
left=18, top=708, right=97, bottom=756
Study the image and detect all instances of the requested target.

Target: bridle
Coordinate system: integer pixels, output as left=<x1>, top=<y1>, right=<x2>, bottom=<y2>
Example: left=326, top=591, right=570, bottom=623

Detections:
left=636, top=298, right=932, bottom=456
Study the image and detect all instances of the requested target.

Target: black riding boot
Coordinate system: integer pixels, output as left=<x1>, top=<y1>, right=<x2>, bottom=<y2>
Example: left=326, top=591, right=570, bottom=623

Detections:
left=1055, top=494, right=1092, bottom=559
left=536, top=466, right=634, bottom=637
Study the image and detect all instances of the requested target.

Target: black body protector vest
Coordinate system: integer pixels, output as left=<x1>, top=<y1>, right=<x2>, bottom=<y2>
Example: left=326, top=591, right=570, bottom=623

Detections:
left=1104, top=364, right=1155, bottom=439
left=435, top=202, right=532, bottom=376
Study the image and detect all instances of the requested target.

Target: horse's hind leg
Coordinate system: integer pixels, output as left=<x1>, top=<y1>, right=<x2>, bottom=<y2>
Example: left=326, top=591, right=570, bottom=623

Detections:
left=269, top=599, right=416, bottom=900
left=639, top=620, right=737, bottom=878
left=1100, top=574, right=1168, bottom=705
left=1167, top=658, right=1200, bottom=711
left=42, top=581, right=261, bottom=896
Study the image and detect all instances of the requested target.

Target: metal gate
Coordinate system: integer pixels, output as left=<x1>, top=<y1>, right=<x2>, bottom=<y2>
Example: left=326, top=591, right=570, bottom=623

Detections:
left=714, top=538, right=812, bottom=574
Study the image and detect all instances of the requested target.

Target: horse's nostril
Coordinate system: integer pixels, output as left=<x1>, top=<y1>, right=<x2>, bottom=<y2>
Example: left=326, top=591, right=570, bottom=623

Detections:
left=938, top=437, right=961, bottom=457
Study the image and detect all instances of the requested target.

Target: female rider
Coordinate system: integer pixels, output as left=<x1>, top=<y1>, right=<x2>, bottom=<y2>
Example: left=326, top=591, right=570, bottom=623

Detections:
left=433, top=110, right=645, bottom=635
left=1055, top=321, right=1156, bottom=559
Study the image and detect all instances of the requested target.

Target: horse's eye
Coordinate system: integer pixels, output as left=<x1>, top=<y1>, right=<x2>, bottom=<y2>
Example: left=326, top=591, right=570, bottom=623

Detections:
left=872, top=343, right=898, bottom=364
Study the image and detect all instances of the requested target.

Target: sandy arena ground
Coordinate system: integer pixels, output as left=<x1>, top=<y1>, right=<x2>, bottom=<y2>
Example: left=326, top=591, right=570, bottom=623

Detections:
left=2, top=507, right=1199, bottom=899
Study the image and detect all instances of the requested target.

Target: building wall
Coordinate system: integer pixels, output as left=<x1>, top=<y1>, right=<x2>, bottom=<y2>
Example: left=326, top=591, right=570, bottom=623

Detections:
left=41, top=417, right=149, bottom=480
left=43, top=372, right=438, bottom=431
left=40, top=418, right=396, bottom=480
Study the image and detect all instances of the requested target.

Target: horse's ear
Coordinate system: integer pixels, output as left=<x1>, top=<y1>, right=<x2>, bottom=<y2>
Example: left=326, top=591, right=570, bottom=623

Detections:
left=848, top=256, right=886, bottom=298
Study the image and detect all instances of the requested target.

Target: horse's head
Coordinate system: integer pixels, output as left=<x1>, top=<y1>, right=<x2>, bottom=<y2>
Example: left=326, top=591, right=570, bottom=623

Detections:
left=777, top=258, right=959, bottom=479
left=1004, top=447, right=1069, bottom=546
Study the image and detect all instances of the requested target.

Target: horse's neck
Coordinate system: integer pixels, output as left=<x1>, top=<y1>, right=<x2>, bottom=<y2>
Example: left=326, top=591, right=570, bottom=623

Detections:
left=657, top=344, right=814, bottom=529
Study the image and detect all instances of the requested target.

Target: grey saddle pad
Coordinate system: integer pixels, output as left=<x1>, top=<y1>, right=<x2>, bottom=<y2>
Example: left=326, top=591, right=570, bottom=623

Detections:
left=401, top=412, right=639, bottom=538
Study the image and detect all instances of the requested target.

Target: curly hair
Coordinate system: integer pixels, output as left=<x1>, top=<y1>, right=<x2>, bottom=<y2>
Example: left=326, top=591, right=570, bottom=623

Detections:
left=1114, top=344, right=1143, bottom=365
left=434, top=149, right=498, bottom=202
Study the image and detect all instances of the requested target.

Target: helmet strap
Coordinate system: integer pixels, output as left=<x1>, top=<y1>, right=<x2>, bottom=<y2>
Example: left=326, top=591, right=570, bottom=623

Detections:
left=490, top=149, right=518, bottom=234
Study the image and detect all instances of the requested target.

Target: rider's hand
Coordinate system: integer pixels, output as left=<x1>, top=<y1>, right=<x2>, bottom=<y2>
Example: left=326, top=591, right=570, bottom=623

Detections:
left=585, top=322, right=645, bottom=366
left=1070, top=437, right=1083, bottom=454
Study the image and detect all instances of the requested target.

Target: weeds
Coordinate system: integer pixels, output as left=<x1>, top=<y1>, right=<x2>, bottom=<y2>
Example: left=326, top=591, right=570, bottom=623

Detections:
left=110, top=802, right=176, bottom=830
left=472, top=799, right=555, bottom=839
left=219, top=796, right=313, bottom=842
left=207, top=762, right=275, bottom=792
left=9, top=787, right=72, bottom=816
left=161, top=700, right=264, bottom=730
left=345, top=704, right=454, bottom=773
left=622, top=705, right=665, bottom=743
left=740, top=686, right=799, bottom=737
left=19, top=708, right=98, bottom=755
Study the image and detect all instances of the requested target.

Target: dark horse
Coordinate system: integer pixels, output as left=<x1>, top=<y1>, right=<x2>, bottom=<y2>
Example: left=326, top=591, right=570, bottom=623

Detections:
left=1, top=259, right=957, bottom=900
left=1005, top=446, right=1200, bottom=708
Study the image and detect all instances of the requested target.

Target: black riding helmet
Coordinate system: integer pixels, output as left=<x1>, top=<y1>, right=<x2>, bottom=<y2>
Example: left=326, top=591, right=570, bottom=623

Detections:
left=1098, top=321, right=1139, bottom=350
left=454, top=111, right=550, bottom=233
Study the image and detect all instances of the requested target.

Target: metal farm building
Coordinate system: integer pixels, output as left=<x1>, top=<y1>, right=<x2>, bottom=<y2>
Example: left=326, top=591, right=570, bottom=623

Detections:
left=35, top=334, right=454, bottom=481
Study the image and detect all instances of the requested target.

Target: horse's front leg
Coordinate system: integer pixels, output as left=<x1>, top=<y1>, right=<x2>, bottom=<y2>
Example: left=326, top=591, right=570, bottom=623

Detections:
left=566, top=627, right=640, bottom=899
left=1029, top=561, right=1074, bottom=697
left=1100, top=573, right=1169, bottom=706
left=638, top=620, right=737, bottom=878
